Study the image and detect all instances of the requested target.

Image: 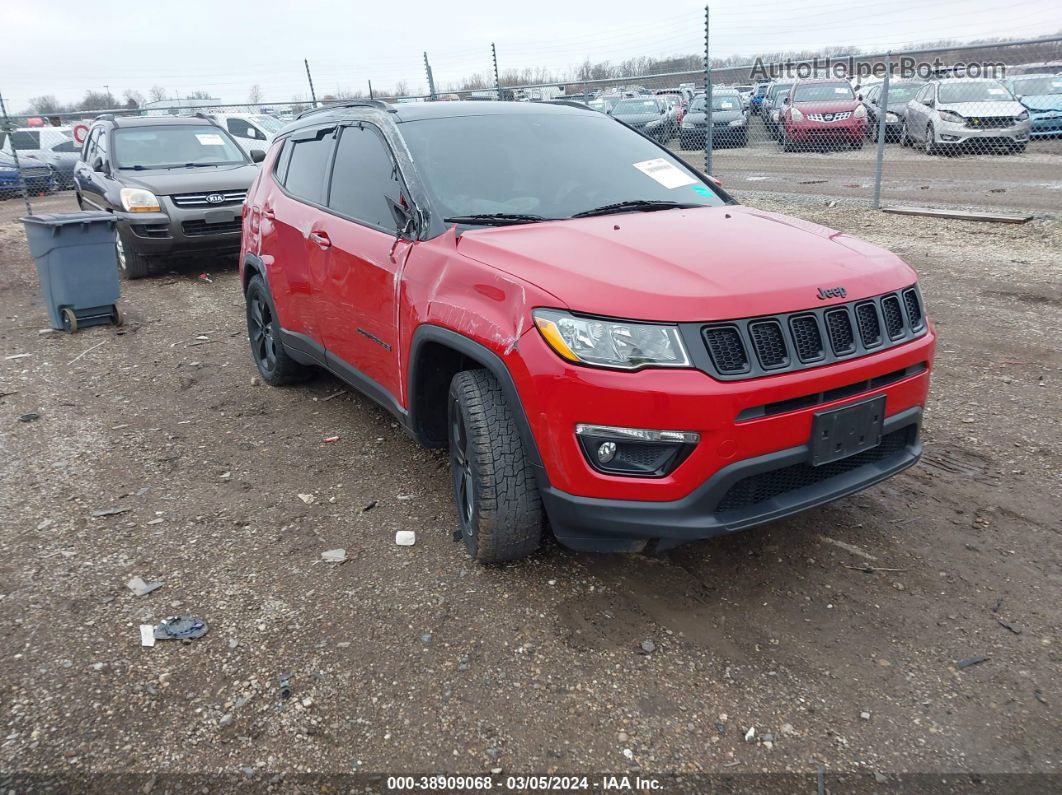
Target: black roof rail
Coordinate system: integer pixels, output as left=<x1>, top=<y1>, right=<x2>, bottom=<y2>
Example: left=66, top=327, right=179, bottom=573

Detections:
left=543, top=100, right=590, bottom=109
left=296, top=99, right=395, bottom=120
left=93, top=113, right=116, bottom=122
left=192, top=111, right=220, bottom=125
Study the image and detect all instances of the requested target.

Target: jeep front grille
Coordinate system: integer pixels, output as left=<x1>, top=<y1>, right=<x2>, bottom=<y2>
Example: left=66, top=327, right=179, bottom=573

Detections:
left=695, top=286, right=928, bottom=381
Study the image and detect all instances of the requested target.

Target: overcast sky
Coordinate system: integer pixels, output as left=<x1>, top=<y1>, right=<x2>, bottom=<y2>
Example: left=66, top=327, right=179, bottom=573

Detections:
left=3, top=0, right=1060, bottom=110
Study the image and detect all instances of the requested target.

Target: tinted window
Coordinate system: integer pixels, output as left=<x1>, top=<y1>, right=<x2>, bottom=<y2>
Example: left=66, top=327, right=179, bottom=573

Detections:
left=328, top=124, right=404, bottom=230
left=83, top=128, right=100, bottom=161
left=273, top=138, right=293, bottom=184
left=400, top=113, right=725, bottom=221
left=52, top=140, right=78, bottom=153
left=10, top=131, right=40, bottom=150
left=613, top=98, right=662, bottom=114
left=283, top=128, right=335, bottom=204
left=227, top=117, right=255, bottom=138
left=885, top=84, right=922, bottom=103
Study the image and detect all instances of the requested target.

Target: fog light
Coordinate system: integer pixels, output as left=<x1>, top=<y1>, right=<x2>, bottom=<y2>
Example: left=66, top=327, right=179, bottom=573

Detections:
left=597, top=441, right=617, bottom=463
left=575, top=424, right=699, bottom=477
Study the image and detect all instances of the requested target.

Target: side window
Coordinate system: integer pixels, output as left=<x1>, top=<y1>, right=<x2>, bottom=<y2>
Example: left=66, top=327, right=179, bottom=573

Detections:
left=95, top=128, right=109, bottom=162
left=227, top=118, right=254, bottom=138
left=327, top=124, right=405, bottom=231
left=273, top=138, right=293, bottom=184
left=82, top=128, right=99, bottom=161
left=53, top=140, right=78, bottom=153
left=282, top=127, right=335, bottom=205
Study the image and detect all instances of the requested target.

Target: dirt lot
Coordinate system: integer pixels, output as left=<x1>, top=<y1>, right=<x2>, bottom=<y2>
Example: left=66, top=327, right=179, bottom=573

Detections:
left=671, top=116, right=1062, bottom=213
left=1, top=192, right=1060, bottom=788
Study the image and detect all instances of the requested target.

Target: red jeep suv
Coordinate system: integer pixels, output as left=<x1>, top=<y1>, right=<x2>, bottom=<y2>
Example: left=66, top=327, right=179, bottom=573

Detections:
left=779, top=79, right=867, bottom=150
left=240, top=100, right=934, bottom=562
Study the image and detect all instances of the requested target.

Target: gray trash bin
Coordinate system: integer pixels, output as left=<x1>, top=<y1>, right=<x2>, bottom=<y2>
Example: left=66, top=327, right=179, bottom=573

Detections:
left=21, top=212, right=122, bottom=333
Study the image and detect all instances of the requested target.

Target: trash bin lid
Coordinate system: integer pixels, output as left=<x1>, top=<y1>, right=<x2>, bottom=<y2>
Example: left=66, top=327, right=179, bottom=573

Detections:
left=21, top=212, right=115, bottom=227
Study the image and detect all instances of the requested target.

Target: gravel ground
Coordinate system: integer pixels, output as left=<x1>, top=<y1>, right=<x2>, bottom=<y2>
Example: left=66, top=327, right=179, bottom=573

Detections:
left=0, top=192, right=1060, bottom=789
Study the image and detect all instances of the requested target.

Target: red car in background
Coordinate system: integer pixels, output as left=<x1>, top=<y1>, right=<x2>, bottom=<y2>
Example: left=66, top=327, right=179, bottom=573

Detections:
left=779, top=79, right=867, bottom=150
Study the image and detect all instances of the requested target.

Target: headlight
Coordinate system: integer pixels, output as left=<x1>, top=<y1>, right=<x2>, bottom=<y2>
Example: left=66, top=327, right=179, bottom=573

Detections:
left=120, top=187, right=161, bottom=213
left=1017, top=110, right=1029, bottom=121
left=790, top=107, right=804, bottom=121
left=885, top=112, right=899, bottom=123
left=728, top=117, right=745, bottom=126
left=938, top=110, right=964, bottom=124
left=533, top=309, right=690, bottom=370
left=853, top=104, right=867, bottom=118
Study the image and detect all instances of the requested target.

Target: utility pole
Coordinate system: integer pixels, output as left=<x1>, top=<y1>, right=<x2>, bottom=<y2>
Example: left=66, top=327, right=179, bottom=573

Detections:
left=872, top=53, right=892, bottom=209
left=424, top=52, right=437, bottom=101
left=368, top=80, right=374, bottom=100
left=704, top=5, right=713, bottom=175
left=492, top=43, right=501, bottom=101
left=304, top=59, right=318, bottom=107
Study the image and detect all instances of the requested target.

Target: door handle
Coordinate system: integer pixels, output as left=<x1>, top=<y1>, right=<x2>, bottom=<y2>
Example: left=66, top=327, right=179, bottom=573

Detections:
left=263, top=208, right=275, bottom=220
left=309, top=230, right=331, bottom=249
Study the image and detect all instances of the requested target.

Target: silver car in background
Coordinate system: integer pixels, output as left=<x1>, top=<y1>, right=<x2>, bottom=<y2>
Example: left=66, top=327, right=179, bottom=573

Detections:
left=902, top=79, right=1031, bottom=154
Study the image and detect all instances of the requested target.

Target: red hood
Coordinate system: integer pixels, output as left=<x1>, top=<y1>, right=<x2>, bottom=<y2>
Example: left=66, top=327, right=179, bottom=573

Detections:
left=793, top=99, right=859, bottom=113
left=455, top=206, right=916, bottom=322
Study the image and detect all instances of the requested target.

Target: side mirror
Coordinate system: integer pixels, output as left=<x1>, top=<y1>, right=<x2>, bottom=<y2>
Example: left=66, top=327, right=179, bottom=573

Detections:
left=250, top=149, right=266, bottom=163
left=387, top=197, right=415, bottom=238
left=783, top=97, right=790, bottom=105
left=925, top=98, right=935, bottom=108
left=92, top=157, right=106, bottom=173
left=858, top=94, right=864, bottom=101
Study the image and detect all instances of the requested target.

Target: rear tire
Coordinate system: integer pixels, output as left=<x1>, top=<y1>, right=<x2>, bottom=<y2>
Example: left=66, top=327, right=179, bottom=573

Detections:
left=900, top=121, right=912, bottom=147
left=245, top=275, right=310, bottom=385
left=116, top=226, right=153, bottom=280
left=448, top=369, right=543, bottom=563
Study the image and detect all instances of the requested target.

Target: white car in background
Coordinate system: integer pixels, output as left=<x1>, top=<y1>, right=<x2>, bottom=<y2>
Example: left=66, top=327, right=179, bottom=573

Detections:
left=208, top=113, right=283, bottom=156
left=902, top=79, right=1031, bottom=154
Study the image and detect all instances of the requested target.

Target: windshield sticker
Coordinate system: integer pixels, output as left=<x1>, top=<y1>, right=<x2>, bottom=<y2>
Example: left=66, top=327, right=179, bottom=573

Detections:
left=633, top=158, right=697, bottom=189
left=834, top=87, right=849, bottom=93
left=719, top=101, right=735, bottom=109
left=987, top=88, right=1006, bottom=95
left=195, top=133, right=226, bottom=146
left=690, top=184, right=714, bottom=198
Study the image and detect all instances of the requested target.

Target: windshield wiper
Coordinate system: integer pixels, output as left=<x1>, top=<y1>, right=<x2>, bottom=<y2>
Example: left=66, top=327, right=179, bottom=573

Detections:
left=444, top=213, right=555, bottom=226
left=571, top=199, right=704, bottom=218
left=119, top=165, right=148, bottom=170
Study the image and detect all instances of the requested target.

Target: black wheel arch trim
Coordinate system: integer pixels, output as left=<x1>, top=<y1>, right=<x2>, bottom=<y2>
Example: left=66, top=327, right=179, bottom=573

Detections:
left=408, top=325, right=548, bottom=483
left=242, top=252, right=266, bottom=291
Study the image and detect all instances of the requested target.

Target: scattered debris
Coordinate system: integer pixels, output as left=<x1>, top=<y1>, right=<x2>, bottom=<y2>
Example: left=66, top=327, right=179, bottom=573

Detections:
left=744, top=727, right=755, bottom=742
left=297, top=493, right=316, bottom=504
left=321, top=390, right=346, bottom=401
left=197, top=273, right=213, bottom=283
left=362, top=500, right=378, bottom=512
left=420, top=633, right=433, bottom=645
left=91, top=506, right=130, bottom=518
left=818, top=534, right=877, bottom=561
left=150, top=616, right=208, bottom=643
left=139, top=624, right=156, bottom=647
left=957, top=655, right=990, bottom=670
left=622, top=748, right=634, bottom=761
left=997, top=618, right=1022, bottom=635
left=322, top=435, right=340, bottom=443
left=395, top=530, right=416, bottom=546
left=860, top=711, right=871, bottom=721
left=4, top=353, right=32, bottom=360
left=126, top=576, right=163, bottom=597
left=1034, top=689, right=1048, bottom=706
left=992, top=597, right=1004, bottom=613
left=18, top=413, right=40, bottom=423
left=638, top=639, right=656, bottom=655
left=228, top=638, right=239, bottom=650
left=321, top=548, right=347, bottom=564
left=845, top=565, right=909, bottom=573
left=278, top=673, right=293, bottom=699
left=69, top=340, right=107, bottom=365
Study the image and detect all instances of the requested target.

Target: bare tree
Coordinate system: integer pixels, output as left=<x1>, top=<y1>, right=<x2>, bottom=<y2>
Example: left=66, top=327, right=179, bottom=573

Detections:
left=28, top=95, right=64, bottom=114
left=123, top=89, right=145, bottom=109
left=79, top=90, right=118, bottom=111
left=186, top=90, right=212, bottom=100
left=149, top=85, right=167, bottom=103
left=248, top=84, right=264, bottom=104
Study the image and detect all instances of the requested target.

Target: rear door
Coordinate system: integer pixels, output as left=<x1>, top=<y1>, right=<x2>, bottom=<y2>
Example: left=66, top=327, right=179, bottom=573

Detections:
left=316, top=122, right=411, bottom=400
left=260, top=125, right=337, bottom=347
left=76, top=127, right=109, bottom=210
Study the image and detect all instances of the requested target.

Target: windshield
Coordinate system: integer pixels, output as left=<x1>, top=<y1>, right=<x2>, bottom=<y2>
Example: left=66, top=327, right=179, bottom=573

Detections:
left=755, top=84, right=770, bottom=96
left=938, top=81, right=1013, bottom=103
left=588, top=98, right=614, bottom=112
left=113, top=125, right=248, bottom=169
left=1009, top=76, right=1062, bottom=96
left=613, top=98, right=663, bottom=114
left=794, top=83, right=854, bottom=102
left=251, top=115, right=283, bottom=133
left=711, top=94, right=741, bottom=111
left=768, top=84, right=794, bottom=100
left=884, top=84, right=923, bottom=103
left=400, top=113, right=725, bottom=220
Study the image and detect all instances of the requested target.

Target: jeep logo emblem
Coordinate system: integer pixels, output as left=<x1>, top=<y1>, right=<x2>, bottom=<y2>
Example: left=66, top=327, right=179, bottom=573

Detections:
left=206, top=193, right=224, bottom=204
left=817, top=286, right=847, bottom=300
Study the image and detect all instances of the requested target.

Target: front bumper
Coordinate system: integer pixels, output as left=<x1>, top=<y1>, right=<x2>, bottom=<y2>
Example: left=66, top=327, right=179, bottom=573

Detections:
left=786, top=119, right=866, bottom=141
left=1029, top=113, right=1062, bottom=138
left=544, top=407, right=921, bottom=551
left=934, top=119, right=1029, bottom=146
left=118, top=196, right=243, bottom=256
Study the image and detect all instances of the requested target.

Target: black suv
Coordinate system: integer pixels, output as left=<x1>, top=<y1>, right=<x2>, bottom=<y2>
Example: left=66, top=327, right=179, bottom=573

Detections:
left=74, top=114, right=265, bottom=278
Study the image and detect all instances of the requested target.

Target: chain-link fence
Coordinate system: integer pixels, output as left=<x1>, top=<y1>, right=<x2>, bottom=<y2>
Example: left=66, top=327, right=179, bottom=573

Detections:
left=3, top=29, right=1061, bottom=216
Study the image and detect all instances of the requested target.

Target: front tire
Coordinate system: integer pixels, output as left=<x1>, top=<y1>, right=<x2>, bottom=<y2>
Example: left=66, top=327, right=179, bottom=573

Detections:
left=116, top=226, right=153, bottom=280
left=901, top=121, right=912, bottom=147
left=245, top=275, right=310, bottom=385
left=448, top=369, right=543, bottom=563
left=924, top=123, right=938, bottom=155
